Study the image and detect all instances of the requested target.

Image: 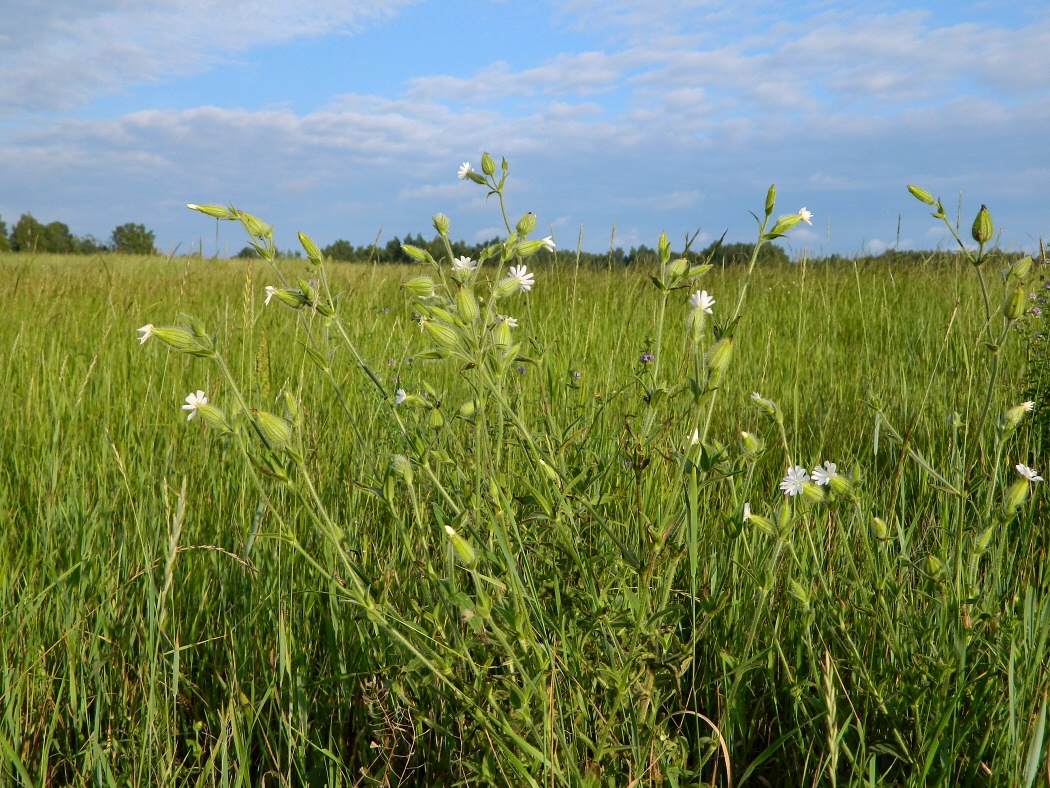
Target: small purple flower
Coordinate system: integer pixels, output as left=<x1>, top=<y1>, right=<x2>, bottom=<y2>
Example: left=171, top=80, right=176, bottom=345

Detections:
left=640, top=353, right=655, bottom=364
left=1033, top=307, right=1043, bottom=317
left=516, top=365, right=527, bottom=375
left=1044, top=281, right=1050, bottom=290
left=1030, top=293, right=1038, bottom=301
left=571, top=370, right=582, bottom=380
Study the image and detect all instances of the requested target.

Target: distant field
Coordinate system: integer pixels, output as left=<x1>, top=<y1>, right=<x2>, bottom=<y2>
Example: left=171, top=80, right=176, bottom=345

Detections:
left=0, top=248, right=1045, bottom=786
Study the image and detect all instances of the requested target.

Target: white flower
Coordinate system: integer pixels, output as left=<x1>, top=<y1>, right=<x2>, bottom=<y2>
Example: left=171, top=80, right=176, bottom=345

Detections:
left=798, top=207, right=813, bottom=225
left=743, top=502, right=752, bottom=521
left=780, top=465, right=810, bottom=496
left=508, top=264, right=535, bottom=292
left=264, top=285, right=277, bottom=305
left=1021, top=401, right=1035, bottom=412
left=1016, top=464, right=1044, bottom=482
left=499, top=315, right=518, bottom=328
left=458, top=162, right=472, bottom=180
left=689, top=428, right=700, bottom=445
left=182, top=390, right=208, bottom=421
left=137, top=324, right=155, bottom=345
left=689, top=290, right=715, bottom=314
left=395, top=389, right=407, bottom=406
left=812, top=461, right=838, bottom=486
left=540, top=235, right=556, bottom=252
left=452, top=256, right=477, bottom=274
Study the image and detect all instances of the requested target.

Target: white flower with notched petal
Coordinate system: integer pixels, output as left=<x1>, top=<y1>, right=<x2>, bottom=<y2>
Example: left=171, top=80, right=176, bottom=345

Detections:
left=743, top=502, right=752, bottom=521
left=452, top=256, right=477, bottom=274
left=1016, top=464, right=1044, bottom=482
left=689, top=290, right=715, bottom=314
left=137, top=324, right=155, bottom=344
left=458, top=162, right=472, bottom=180
left=780, top=465, right=810, bottom=496
left=182, top=390, right=208, bottom=421
left=264, top=285, right=277, bottom=305
left=499, top=315, right=518, bottom=328
left=812, top=461, right=838, bottom=486
left=395, top=389, right=407, bottom=406
left=798, top=207, right=813, bottom=225
left=508, top=265, right=535, bottom=292
left=540, top=236, right=556, bottom=252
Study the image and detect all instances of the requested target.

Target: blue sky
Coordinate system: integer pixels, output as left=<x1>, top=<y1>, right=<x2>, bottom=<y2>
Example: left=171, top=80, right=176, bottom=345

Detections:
left=1, top=0, right=1048, bottom=257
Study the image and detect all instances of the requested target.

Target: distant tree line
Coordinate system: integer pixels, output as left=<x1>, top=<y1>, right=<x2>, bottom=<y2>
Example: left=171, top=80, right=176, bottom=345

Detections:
left=0, top=213, right=156, bottom=255
left=235, top=233, right=796, bottom=268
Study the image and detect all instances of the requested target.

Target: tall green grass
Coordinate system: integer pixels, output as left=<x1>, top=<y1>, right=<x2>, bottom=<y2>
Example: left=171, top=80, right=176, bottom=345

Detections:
left=0, top=212, right=1046, bottom=787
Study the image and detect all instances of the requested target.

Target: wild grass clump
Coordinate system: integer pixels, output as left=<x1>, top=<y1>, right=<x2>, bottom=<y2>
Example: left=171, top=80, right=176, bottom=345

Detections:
left=0, top=156, right=1046, bottom=786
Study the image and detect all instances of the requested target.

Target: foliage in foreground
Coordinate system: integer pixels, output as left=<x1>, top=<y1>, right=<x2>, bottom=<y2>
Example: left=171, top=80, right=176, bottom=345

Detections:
left=0, top=158, right=1048, bottom=786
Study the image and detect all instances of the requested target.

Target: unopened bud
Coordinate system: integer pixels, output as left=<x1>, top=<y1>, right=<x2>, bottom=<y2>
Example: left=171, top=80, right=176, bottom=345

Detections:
left=829, top=475, right=853, bottom=498
left=147, top=326, right=199, bottom=352
left=1004, top=283, right=1026, bottom=321
left=432, top=213, right=450, bottom=236
left=253, top=409, right=293, bottom=447
left=872, top=517, right=890, bottom=541
left=705, top=337, right=734, bottom=375
left=186, top=203, right=233, bottom=219
left=1009, top=256, right=1033, bottom=280
left=924, top=555, right=946, bottom=580
left=402, top=276, right=435, bottom=298
left=516, top=212, right=537, bottom=237
left=906, top=185, right=937, bottom=206
left=445, top=525, right=477, bottom=567
left=238, top=211, right=272, bottom=240
left=298, top=232, right=322, bottom=262
left=801, top=482, right=826, bottom=504
left=391, top=454, right=413, bottom=484
left=456, top=286, right=479, bottom=323
left=428, top=408, right=445, bottom=431
left=740, top=431, right=764, bottom=458
left=458, top=400, right=477, bottom=420
left=765, top=184, right=776, bottom=217
left=424, top=321, right=459, bottom=348
left=1004, top=478, right=1030, bottom=515
left=971, top=204, right=993, bottom=244
left=974, top=524, right=994, bottom=554
left=667, top=258, right=688, bottom=279
left=481, top=152, right=496, bottom=176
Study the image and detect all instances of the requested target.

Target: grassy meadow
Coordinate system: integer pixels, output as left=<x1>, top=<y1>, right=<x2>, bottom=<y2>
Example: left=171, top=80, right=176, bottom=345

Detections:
left=0, top=204, right=1047, bottom=786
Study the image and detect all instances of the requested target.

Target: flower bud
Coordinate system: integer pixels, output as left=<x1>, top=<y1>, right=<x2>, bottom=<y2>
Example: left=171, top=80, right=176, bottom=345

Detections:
left=743, top=504, right=778, bottom=538
left=768, top=213, right=802, bottom=237
left=1009, top=256, right=1033, bottom=280
left=801, top=482, right=826, bottom=504
left=298, top=232, right=322, bottom=262
left=424, top=321, right=459, bottom=348
left=829, top=475, right=853, bottom=498
left=456, top=286, right=479, bottom=324
left=445, top=525, right=477, bottom=567
left=401, top=245, right=433, bottom=264
left=705, top=337, right=734, bottom=375
left=402, top=276, right=435, bottom=298
left=238, top=211, right=272, bottom=240
left=924, top=555, right=946, bottom=580
left=750, top=392, right=781, bottom=422
left=667, top=258, right=689, bottom=279
left=974, top=524, right=994, bottom=554
left=186, top=203, right=233, bottom=219
left=906, top=185, right=937, bottom=206
left=195, top=403, right=227, bottom=428
left=516, top=212, right=537, bottom=237
left=658, top=232, right=671, bottom=265
left=1004, top=283, right=1026, bottom=321
left=1002, top=401, right=1035, bottom=431
left=272, top=288, right=311, bottom=309
left=428, top=408, right=445, bottom=431
left=432, top=213, right=450, bottom=236
left=146, top=326, right=199, bottom=352
left=765, top=184, right=776, bottom=218
left=872, top=517, right=890, bottom=541
left=253, top=409, right=293, bottom=447
left=391, top=454, right=413, bottom=484
left=458, top=400, right=477, bottom=420
left=493, top=319, right=511, bottom=348
left=481, top=152, right=496, bottom=176
left=1003, top=478, right=1030, bottom=515
left=971, top=204, right=993, bottom=244
left=740, top=431, right=764, bottom=458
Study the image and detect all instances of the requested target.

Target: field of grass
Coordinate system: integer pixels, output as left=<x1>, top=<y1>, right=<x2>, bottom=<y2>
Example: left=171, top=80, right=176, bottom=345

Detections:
left=0, top=195, right=1047, bottom=786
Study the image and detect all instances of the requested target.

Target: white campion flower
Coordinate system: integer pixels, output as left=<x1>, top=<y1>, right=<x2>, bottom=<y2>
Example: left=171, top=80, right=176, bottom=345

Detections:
left=264, top=285, right=277, bottom=305
left=540, top=235, right=556, bottom=252
left=499, top=315, right=518, bottom=328
left=798, top=207, right=813, bottom=225
left=1016, top=464, right=1044, bottom=482
left=395, top=389, right=407, bottom=406
left=137, top=324, right=155, bottom=345
left=779, top=465, right=810, bottom=496
left=743, top=502, right=752, bottom=521
left=508, top=264, right=535, bottom=292
left=689, top=290, right=715, bottom=314
left=812, top=461, right=838, bottom=486
left=458, top=162, right=472, bottom=180
left=452, top=256, right=477, bottom=274
left=689, top=428, right=700, bottom=445
left=182, top=390, right=208, bottom=421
